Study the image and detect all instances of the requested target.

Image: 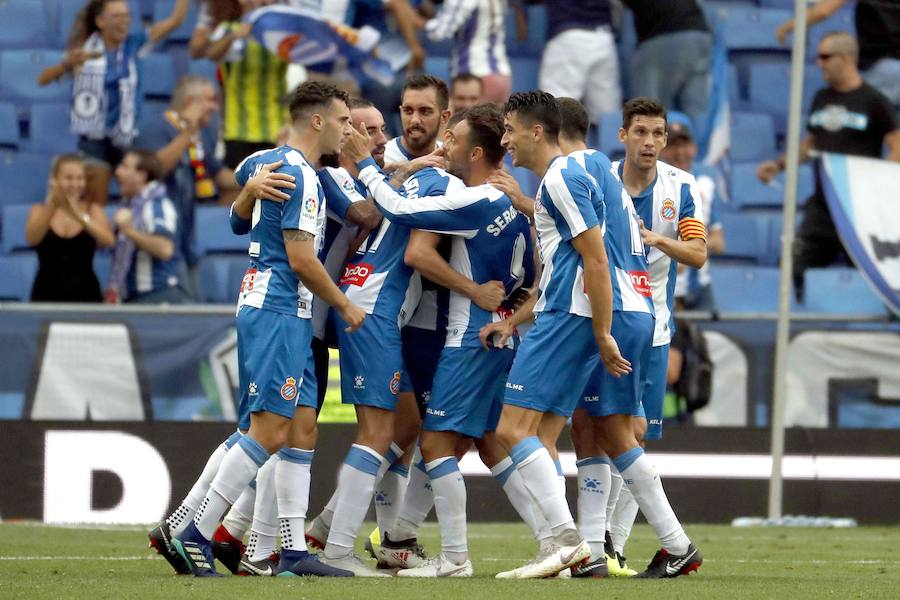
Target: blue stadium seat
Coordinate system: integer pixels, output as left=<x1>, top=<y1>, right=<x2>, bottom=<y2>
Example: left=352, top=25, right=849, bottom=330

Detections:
left=800, top=268, right=888, bottom=316
left=509, top=57, right=539, bottom=94
left=730, top=162, right=815, bottom=210
left=505, top=4, right=547, bottom=58
left=141, top=53, right=176, bottom=99
left=0, top=49, right=69, bottom=105
left=153, top=0, right=200, bottom=43
left=804, top=7, right=855, bottom=63
left=93, top=249, right=113, bottom=290
left=2, top=204, right=33, bottom=254
left=188, top=59, right=218, bottom=82
left=717, top=211, right=770, bottom=263
left=597, top=111, right=623, bottom=160
left=0, top=152, right=52, bottom=206
left=748, top=63, right=824, bottom=125
left=0, top=1, right=56, bottom=49
left=198, top=254, right=249, bottom=304
left=27, top=102, right=77, bottom=153
left=195, top=205, right=248, bottom=255
left=717, top=7, right=793, bottom=51
left=710, top=265, right=781, bottom=312
left=136, top=0, right=158, bottom=20
left=0, top=253, right=37, bottom=300
left=424, top=56, right=450, bottom=85
left=0, top=101, right=19, bottom=148
left=730, top=111, right=776, bottom=162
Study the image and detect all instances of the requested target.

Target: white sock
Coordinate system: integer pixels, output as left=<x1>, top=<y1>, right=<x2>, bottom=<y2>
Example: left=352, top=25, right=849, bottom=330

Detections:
left=375, top=443, right=408, bottom=536
left=324, top=444, right=383, bottom=558
left=576, top=457, right=611, bottom=560
left=614, top=448, right=690, bottom=555
left=554, top=458, right=567, bottom=497
left=510, top=437, right=575, bottom=538
left=222, top=484, right=256, bottom=540
left=276, top=447, right=314, bottom=552
left=318, top=489, right=339, bottom=529
left=610, top=484, right=638, bottom=555
left=606, top=466, right=624, bottom=545
left=167, top=438, right=230, bottom=536
left=491, top=456, right=551, bottom=544
left=389, top=455, right=433, bottom=541
left=193, top=436, right=268, bottom=540
left=246, top=455, right=279, bottom=561
left=426, top=456, right=467, bottom=562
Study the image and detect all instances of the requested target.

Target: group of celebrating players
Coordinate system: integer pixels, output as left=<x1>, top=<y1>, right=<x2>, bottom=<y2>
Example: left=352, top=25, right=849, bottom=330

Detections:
left=146, top=72, right=708, bottom=581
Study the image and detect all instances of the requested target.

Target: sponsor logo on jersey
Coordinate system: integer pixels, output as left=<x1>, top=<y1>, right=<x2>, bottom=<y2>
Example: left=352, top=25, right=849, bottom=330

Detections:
left=629, top=271, right=652, bottom=296
left=660, top=198, right=677, bottom=222
left=389, top=371, right=401, bottom=395
left=280, top=377, right=297, bottom=401
left=240, top=267, right=258, bottom=293
left=340, top=262, right=374, bottom=287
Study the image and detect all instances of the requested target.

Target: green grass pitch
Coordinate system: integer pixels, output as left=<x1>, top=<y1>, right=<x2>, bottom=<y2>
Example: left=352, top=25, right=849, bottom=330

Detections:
left=1, top=522, right=898, bottom=599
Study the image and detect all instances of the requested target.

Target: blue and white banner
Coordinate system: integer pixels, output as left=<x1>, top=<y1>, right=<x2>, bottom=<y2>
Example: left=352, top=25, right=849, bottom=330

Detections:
left=700, top=28, right=730, bottom=166
left=820, top=153, right=900, bottom=317
left=246, top=5, right=394, bottom=85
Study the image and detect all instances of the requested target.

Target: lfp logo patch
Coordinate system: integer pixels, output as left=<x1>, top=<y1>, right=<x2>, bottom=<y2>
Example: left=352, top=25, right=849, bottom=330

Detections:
left=389, top=371, right=401, bottom=395
left=281, top=377, right=298, bottom=402
left=660, top=198, right=677, bottom=222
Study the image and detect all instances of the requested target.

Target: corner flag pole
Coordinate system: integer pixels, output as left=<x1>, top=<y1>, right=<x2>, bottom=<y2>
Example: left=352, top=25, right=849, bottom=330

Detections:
left=768, top=0, right=808, bottom=519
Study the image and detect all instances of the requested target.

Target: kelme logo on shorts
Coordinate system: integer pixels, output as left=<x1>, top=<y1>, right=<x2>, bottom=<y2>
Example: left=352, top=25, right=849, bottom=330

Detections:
left=340, top=262, right=374, bottom=287
left=281, top=377, right=297, bottom=401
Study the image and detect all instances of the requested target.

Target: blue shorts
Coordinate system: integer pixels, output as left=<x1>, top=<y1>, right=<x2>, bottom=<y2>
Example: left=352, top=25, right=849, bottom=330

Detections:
left=336, top=313, right=402, bottom=411
left=579, top=311, right=654, bottom=417
left=638, top=343, right=669, bottom=441
left=401, top=325, right=446, bottom=413
left=504, top=310, right=599, bottom=417
left=236, top=306, right=314, bottom=424
left=424, top=346, right=515, bottom=438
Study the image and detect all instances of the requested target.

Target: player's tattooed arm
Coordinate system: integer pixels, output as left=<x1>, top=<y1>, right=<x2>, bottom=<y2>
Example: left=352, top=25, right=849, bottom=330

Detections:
left=388, top=149, right=446, bottom=187
left=283, top=230, right=315, bottom=242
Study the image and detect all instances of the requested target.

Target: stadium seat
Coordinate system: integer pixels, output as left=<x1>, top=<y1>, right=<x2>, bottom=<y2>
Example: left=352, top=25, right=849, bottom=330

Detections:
left=717, top=211, right=770, bottom=263
left=188, top=59, right=218, bottom=82
left=717, top=7, right=793, bottom=51
left=804, top=7, right=855, bottom=63
left=748, top=63, right=824, bottom=125
left=423, top=56, right=450, bottom=85
left=93, top=249, right=113, bottom=290
left=195, top=205, right=248, bottom=255
left=729, top=162, right=813, bottom=210
left=0, top=1, right=56, bottom=49
left=141, top=53, right=176, bottom=99
left=710, top=264, right=781, bottom=312
left=198, top=254, right=249, bottom=304
left=509, top=57, right=539, bottom=94
left=136, top=0, right=158, bottom=20
left=27, top=102, right=77, bottom=153
left=0, top=253, right=37, bottom=300
left=730, top=111, right=776, bottom=163
left=0, top=152, right=52, bottom=207
left=596, top=111, right=624, bottom=160
left=0, top=101, right=19, bottom=148
left=1, top=204, right=33, bottom=254
left=800, top=268, right=888, bottom=316
left=0, top=49, right=68, bottom=105
left=153, top=0, right=201, bottom=43
left=505, top=4, right=547, bottom=58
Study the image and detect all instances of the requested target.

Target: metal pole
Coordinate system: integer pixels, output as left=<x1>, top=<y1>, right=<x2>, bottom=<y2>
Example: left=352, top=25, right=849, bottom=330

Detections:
left=768, top=0, right=808, bottom=519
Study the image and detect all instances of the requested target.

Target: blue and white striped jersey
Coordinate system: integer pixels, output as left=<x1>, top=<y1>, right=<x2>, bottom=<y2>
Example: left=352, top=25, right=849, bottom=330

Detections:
left=383, top=136, right=416, bottom=165
left=532, top=155, right=601, bottom=317
left=613, top=159, right=706, bottom=346
left=125, top=194, right=182, bottom=298
left=313, top=166, right=368, bottom=339
left=233, top=146, right=326, bottom=318
left=570, top=149, right=654, bottom=315
left=425, top=0, right=511, bottom=79
left=339, top=164, right=465, bottom=325
left=357, top=158, right=535, bottom=348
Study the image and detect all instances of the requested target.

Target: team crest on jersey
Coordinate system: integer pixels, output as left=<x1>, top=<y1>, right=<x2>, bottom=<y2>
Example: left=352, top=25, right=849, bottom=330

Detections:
left=629, top=271, right=652, bottom=296
left=389, top=371, right=401, bottom=395
left=340, top=262, right=373, bottom=286
left=280, top=377, right=297, bottom=401
left=304, top=196, right=318, bottom=215
left=660, top=198, right=677, bottom=222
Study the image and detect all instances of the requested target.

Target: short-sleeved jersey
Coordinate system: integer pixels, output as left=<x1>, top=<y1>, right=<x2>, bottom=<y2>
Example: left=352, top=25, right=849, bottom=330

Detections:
left=312, top=166, right=368, bottom=339
left=383, top=136, right=417, bottom=165
left=125, top=194, right=183, bottom=298
left=339, top=164, right=464, bottom=325
left=570, top=150, right=653, bottom=315
left=234, top=146, right=326, bottom=318
left=356, top=158, right=535, bottom=348
left=614, top=159, right=705, bottom=346
left=532, top=155, right=601, bottom=317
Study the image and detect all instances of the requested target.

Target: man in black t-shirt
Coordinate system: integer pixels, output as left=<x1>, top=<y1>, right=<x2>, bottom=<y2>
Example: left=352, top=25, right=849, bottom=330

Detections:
left=757, top=32, right=900, bottom=300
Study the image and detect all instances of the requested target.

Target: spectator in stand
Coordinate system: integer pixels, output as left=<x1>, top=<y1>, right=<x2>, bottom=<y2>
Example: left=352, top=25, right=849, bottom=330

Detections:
left=107, top=150, right=190, bottom=304
left=36, top=0, right=190, bottom=205
left=537, top=0, right=622, bottom=117
left=757, top=32, right=900, bottom=301
left=776, top=0, right=900, bottom=113
left=449, top=73, right=483, bottom=113
left=26, top=155, right=116, bottom=302
left=136, top=75, right=240, bottom=300
left=205, top=0, right=286, bottom=169
left=424, top=0, right=511, bottom=103
left=622, top=0, right=712, bottom=129
left=659, top=113, right=725, bottom=311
